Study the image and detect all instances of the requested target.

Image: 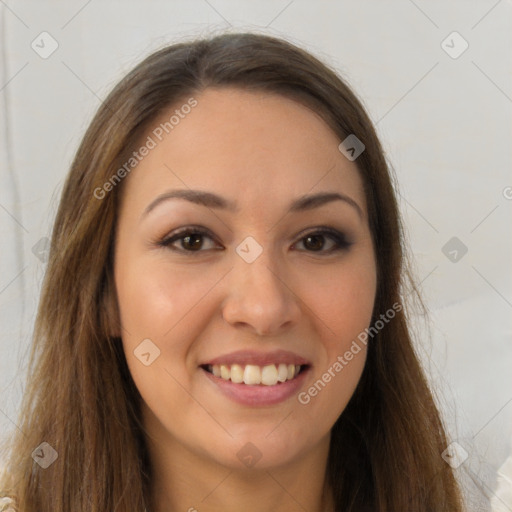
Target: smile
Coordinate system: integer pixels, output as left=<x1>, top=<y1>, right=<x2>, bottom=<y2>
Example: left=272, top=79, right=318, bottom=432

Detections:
left=202, top=363, right=307, bottom=386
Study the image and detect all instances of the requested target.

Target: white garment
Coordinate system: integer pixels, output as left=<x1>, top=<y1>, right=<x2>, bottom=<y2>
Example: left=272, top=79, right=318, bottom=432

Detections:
left=0, top=496, right=15, bottom=512
left=0, top=465, right=16, bottom=512
left=491, top=452, right=512, bottom=512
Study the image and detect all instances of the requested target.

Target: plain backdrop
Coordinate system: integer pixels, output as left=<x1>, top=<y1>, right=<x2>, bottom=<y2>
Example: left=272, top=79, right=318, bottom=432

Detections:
left=1, top=1, right=511, bottom=510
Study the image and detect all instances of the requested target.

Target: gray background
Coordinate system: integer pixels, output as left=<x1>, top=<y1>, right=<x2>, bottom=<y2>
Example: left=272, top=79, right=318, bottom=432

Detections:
left=1, top=1, right=511, bottom=510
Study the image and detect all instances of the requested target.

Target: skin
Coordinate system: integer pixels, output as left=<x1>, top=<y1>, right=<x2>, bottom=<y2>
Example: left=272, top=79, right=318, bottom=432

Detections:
left=113, top=87, right=377, bottom=512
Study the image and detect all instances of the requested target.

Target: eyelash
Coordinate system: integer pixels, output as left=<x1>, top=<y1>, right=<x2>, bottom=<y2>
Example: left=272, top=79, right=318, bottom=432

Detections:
left=156, top=225, right=352, bottom=256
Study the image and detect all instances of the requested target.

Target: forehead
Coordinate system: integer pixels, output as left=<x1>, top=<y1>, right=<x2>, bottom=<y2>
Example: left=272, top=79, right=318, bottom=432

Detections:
left=120, top=87, right=367, bottom=218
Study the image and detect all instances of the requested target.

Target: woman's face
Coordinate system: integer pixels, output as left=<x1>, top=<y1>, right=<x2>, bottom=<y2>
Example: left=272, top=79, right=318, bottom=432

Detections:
left=114, top=87, right=377, bottom=471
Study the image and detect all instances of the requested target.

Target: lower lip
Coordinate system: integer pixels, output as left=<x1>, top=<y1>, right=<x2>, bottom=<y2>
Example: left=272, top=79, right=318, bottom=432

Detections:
left=201, top=367, right=310, bottom=406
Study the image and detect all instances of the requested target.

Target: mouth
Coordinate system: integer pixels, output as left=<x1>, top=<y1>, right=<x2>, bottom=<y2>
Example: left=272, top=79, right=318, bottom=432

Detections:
left=199, top=349, right=311, bottom=406
left=200, top=363, right=309, bottom=386
left=199, top=352, right=311, bottom=406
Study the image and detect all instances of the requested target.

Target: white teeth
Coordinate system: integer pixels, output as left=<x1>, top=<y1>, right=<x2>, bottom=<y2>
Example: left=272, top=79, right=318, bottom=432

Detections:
left=243, top=364, right=261, bottom=385
left=220, top=365, right=230, bottom=380
left=261, top=364, right=278, bottom=386
left=277, top=363, right=288, bottom=382
left=207, top=363, right=304, bottom=385
left=230, top=364, right=244, bottom=384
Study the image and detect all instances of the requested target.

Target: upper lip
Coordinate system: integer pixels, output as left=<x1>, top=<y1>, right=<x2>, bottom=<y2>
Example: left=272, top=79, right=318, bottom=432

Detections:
left=200, top=349, right=311, bottom=367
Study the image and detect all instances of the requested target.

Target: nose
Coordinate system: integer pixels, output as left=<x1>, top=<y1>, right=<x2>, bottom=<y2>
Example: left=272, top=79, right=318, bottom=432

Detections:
left=221, top=245, right=302, bottom=337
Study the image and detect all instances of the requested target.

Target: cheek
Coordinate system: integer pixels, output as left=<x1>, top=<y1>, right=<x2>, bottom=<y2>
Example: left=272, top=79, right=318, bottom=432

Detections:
left=115, top=258, right=208, bottom=421
left=115, top=255, right=216, bottom=339
left=298, top=344, right=367, bottom=431
left=296, top=254, right=376, bottom=419
left=114, top=257, right=192, bottom=393
left=306, top=256, right=377, bottom=343
left=115, top=255, right=227, bottom=408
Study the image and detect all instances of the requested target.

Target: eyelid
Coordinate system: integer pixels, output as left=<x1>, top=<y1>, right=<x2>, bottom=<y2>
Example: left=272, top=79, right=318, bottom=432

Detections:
left=294, top=225, right=351, bottom=244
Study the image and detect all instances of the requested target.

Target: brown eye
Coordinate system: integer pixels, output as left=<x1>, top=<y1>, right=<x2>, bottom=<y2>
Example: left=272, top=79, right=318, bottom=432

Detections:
left=158, top=226, right=220, bottom=254
left=303, top=234, right=326, bottom=251
left=180, top=233, right=205, bottom=251
left=294, top=228, right=352, bottom=253
left=157, top=226, right=351, bottom=256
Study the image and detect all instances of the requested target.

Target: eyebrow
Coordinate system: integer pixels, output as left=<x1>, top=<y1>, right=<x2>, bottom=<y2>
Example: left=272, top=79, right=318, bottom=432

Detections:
left=142, top=189, right=363, bottom=219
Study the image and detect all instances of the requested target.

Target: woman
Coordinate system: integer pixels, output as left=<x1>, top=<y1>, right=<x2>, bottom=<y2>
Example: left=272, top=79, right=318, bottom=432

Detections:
left=0, top=32, right=464, bottom=511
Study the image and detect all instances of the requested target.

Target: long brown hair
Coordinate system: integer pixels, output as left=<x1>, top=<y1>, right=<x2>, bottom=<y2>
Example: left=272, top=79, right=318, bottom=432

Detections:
left=1, top=31, right=464, bottom=511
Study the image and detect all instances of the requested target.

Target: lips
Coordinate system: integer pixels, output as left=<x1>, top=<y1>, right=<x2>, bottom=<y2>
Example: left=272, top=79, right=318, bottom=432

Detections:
left=199, top=349, right=311, bottom=402
left=200, top=349, right=310, bottom=368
